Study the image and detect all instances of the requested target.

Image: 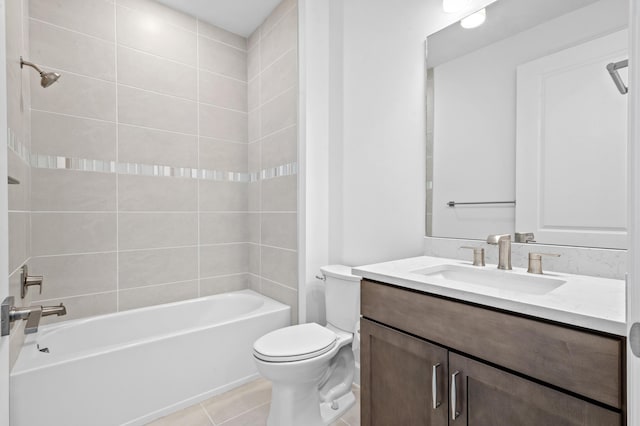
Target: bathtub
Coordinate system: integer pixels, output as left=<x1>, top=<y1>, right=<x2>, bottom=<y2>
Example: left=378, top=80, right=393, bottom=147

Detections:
left=10, top=290, right=290, bottom=426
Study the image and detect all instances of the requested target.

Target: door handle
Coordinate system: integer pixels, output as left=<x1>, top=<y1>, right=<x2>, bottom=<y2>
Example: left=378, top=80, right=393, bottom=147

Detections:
left=432, top=363, right=441, bottom=409
left=451, top=370, right=460, bottom=420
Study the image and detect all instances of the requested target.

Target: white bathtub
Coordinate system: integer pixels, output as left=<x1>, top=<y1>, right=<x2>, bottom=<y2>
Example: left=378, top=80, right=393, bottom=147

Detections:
left=10, top=290, right=290, bottom=426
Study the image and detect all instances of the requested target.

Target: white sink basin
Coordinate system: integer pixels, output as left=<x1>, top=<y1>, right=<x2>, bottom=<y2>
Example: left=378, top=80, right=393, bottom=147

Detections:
left=412, top=264, right=566, bottom=295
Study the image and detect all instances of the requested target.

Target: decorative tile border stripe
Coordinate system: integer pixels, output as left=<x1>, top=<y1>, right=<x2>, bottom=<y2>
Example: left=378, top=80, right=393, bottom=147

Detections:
left=8, top=135, right=297, bottom=182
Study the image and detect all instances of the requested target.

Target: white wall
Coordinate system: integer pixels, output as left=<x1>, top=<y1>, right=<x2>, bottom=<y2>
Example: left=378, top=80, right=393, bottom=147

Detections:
left=431, top=0, right=628, bottom=239
left=337, top=0, right=496, bottom=267
left=300, top=0, right=495, bottom=323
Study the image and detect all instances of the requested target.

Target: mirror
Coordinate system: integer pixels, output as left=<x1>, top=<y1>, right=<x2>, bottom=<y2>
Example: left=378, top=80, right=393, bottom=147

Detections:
left=426, top=0, right=628, bottom=249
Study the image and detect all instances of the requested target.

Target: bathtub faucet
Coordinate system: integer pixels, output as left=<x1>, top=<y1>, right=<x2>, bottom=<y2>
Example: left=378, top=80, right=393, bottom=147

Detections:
left=0, top=296, right=67, bottom=336
left=42, top=304, right=67, bottom=318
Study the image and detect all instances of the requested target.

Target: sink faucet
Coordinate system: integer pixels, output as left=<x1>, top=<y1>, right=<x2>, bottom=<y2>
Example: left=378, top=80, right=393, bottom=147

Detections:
left=486, top=234, right=512, bottom=270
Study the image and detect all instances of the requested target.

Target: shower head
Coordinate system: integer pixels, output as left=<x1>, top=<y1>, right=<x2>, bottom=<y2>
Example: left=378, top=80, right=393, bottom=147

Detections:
left=40, top=71, right=61, bottom=88
left=20, top=57, right=61, bottom=88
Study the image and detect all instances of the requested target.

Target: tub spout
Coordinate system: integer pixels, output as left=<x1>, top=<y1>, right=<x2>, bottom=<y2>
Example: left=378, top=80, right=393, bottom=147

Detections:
left=42, top=304, right=67, bottom=317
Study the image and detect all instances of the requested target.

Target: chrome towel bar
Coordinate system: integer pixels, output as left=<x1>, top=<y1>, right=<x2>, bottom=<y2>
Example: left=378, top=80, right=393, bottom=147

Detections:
left=446, top=200, right=516, bottom=207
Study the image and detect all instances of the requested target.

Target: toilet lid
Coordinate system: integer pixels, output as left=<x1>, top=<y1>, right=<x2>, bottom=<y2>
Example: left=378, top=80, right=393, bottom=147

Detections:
left=253, top=323, right=337, bottom=362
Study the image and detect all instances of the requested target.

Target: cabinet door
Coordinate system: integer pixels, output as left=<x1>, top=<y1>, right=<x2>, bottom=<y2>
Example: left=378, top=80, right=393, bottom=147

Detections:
left=361, top=319, right=448, bottom=426
left=448, top=352, right=622, bottom=426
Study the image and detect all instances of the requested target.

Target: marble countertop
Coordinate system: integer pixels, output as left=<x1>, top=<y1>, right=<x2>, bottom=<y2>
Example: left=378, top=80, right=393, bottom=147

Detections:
left=353, top=256, right=626, bottom=336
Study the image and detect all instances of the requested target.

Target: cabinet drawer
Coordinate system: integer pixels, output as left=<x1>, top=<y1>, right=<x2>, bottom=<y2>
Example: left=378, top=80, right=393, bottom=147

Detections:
left=361, top=280, right=624, bottom=408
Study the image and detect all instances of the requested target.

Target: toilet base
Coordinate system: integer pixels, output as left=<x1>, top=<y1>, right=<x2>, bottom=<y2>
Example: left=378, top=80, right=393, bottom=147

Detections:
left=266, top=385, right=356, bottom=426
left=320, top=391, right=356, bottom=425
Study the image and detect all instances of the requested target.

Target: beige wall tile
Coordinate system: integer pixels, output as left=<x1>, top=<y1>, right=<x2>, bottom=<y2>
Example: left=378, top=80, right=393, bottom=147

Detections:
left=29, top=0, right=115, bottom=41
left=118, top=175, right=197, bottom=211
left=260, top=246, right=297, bottom=289
left=39, top=292, right=118, bottom=325
left=248, top=28, right=260, bottom=51
left=199, top=137, right=247, bottom=172
left=31, top=169, right=116, bottom=211
left=8, top=151, right=30, bottom=211
left=261, top=125, right=297, bottom=169
left=248, top=181, right=260, bottom=212
left=248, top=141, right=260, bottom=173
left=118, top=247, right=197, bottom=289
left=30, top=19, right=116, bottom=81
left=199, top=103, right=247, bottom=142
left=198, top=21, right=246, bottom=51
left=199, top=70, right=247, bottom=111
left=261, top=88, right=296, bottom=137
left=198, top=36, right=247, bottom=81
left=117, top=46, right=197, bottom=100
left=8, top=212, right=29, bottom=274
left=260, top=0, right=297, bottom=37
left=31, top=212, right=117, bottom=256
left=200, top=243, right=249, bottom=278
left=118, top=124, right=197, bottom=168
left=248, top=213, right=260, bottom=243
left=248, top=78, right=260, bottom=112
left=32, top=110, right=117, bottom=159
left=119, top=280, right=198, bottom=311
left=31, top=71, right=116, bottom=121
left=248, top=109, right=260, bottom=142
left=260, top=49, right=296, bottom=104
left=200, top=274, right=249, bottom=297
left=260, top=7, right=297, bottom=70
left=200, top=213, right=248, bottom=244
left=117, top=0, right=197, bottom=32
left=261, top=278, right=297, bottom=324
left=116, top=5, right=196, bottom=65
left=248, top=243, right=260, bottom=275
left=29, top=253, right=117, bottom=300
left=118, top=212, right=197, bottom=250
left=261, top=213, right=296, bottom=250
left=247, top=45, right=260, bottom=82
left=261, top=175, right=296, bottom=212
left=118, top=85, right=197, bottom=134
left=248, top=273, right=260, bottom=292
left=199, top=181, right=247, bottom=212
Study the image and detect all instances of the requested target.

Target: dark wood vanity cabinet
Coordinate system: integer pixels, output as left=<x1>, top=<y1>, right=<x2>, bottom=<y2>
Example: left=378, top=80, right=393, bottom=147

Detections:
left=360, top=279, right=625, bottom=426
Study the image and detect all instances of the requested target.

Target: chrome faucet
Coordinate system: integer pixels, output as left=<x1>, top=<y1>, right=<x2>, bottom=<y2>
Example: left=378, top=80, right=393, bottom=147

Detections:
left=486, top=234, right=512, bottom=270
left=1, top=296, right=67, bottom=336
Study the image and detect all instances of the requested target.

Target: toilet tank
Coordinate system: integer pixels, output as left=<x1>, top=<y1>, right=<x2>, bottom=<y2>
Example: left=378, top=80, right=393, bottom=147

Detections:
left=321, top=265, right=361, bottom=333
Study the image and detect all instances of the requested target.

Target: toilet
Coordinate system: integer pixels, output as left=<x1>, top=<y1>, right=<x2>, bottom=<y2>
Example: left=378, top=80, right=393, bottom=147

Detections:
left=253, top=265, right=361, bottom=426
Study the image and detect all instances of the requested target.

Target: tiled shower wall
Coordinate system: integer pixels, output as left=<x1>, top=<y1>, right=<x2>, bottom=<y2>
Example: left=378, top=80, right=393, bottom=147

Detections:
left=23, top=0, right=298, bottom=324
left=7, top=0, right=31, bottom=368
left=247, top=0, right=299, bottom=323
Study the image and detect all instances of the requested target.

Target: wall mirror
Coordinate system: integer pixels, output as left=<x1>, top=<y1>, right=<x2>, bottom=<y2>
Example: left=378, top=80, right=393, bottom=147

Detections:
left=426, top=0, right=629, bottom=249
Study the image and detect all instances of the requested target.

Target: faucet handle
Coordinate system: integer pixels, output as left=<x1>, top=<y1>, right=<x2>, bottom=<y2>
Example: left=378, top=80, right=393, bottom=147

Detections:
left=21, top=265, right=44, bottom=299
left=527, top=253, right=561, bottom=275
left=461, top=246, right=485, bottom=266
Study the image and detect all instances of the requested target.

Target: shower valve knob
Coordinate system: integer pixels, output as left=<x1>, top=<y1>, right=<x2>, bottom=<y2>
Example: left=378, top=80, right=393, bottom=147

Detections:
left=21, top=265, right=44, bottom=299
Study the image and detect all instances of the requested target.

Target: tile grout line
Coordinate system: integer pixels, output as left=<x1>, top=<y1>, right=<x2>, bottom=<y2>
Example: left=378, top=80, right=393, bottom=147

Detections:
left=217, top=402, right=270, bottom=425
left=198, top=401, right=217, bottom=425
left=196, top=18, right=201, bottom=298
left=114, top=0, right=120, bottom=312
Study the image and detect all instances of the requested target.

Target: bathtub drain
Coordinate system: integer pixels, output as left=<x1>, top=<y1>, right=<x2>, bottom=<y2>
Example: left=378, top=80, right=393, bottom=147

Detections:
left=37, top=344, right=49, bottom=353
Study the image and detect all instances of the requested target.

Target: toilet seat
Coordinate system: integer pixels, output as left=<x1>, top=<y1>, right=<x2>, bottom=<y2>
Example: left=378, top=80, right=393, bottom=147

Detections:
left=254, top=323, right=337, bottom=362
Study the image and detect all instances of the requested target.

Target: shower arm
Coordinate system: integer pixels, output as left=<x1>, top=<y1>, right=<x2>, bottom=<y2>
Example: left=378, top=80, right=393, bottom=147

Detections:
left=20, top=57, right=44, bottom=75
left=607, top=59, right=629, bottom=95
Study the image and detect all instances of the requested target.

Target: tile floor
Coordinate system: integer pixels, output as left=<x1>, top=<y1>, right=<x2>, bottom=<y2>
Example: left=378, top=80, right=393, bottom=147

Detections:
left=147, top=378, right=361, bottom=426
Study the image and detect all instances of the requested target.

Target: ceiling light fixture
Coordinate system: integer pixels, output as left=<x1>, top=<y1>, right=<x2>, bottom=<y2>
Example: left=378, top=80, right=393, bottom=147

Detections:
left=460, top=8, right=486, bottom=29
left=442, top=0, right=471, bottom=13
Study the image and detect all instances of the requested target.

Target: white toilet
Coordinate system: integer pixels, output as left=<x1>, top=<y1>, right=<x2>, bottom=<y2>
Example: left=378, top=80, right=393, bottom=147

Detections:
left=253, top=265, right=361, bottom=426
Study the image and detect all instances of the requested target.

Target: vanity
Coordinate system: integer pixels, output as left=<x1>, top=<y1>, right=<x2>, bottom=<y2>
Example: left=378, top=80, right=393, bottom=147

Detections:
left=354, top=257, right=626, bottom=426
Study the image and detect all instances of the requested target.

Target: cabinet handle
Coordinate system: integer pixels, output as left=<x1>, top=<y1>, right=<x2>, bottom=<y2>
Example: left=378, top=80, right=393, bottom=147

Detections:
left=451, top=371, right=460, bottom=420
left=432, top=363, right=441, bottom=409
